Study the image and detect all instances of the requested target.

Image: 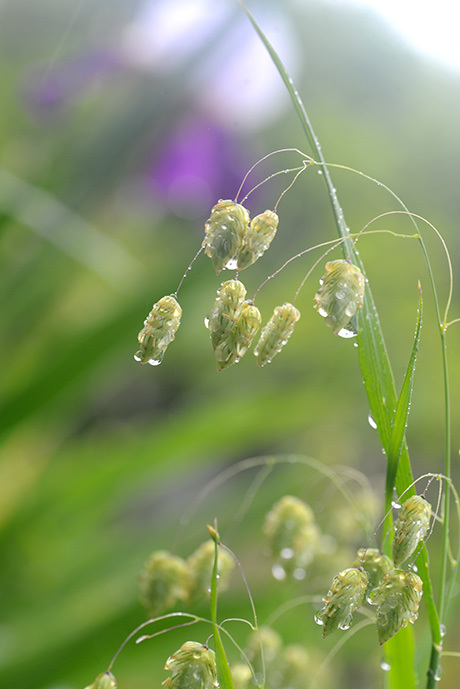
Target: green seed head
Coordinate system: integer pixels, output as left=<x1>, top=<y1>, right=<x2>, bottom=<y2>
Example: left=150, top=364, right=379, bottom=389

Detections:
left=84, top=672, right=117, bottom=689
left=135, top=295, right=182, bottom=366
left=263, top=495, right=320, bottom=576
left=254, top=303, right=301, bottom=367
left=314, top=259, right=364, bottom=336
left=315, top=567, right=368, bottom=637
left=186, top=540, right=235, bottom=604
left=237, top=209, right=279, bottom=270
left=392, top=495, right=431, bottom=567
left=214, top=301, right=262, bottom=371
left=352, top=548, right=394, bottom=596
left=138, top=550, right=188, bottom=617
left=164, top=641, right=218, bottom=689
left=204, top=200, right=250, bottom=274
left=369, top=568, right=423, bottom=644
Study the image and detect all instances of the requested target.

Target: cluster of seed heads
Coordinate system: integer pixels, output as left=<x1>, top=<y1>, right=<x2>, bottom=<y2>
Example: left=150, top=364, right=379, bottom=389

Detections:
left=138, top=540, right=234, bottom=619
left=134, top=198, right=367, bottom=369
left=315, top=493, right=430, bottom=644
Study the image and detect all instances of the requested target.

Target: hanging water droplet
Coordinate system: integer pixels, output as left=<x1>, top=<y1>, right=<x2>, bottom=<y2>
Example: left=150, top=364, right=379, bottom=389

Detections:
left=368, top=413, right=378, bottom=430
left=134, top=351, right=142, bottom=362
left=148, top=357, right=162, bottom=366
left=204, top=316, right=210, bottom=328
left=337, top=327, right=357, bottom=339
left=434, top=665, right=443, bottom=682
left=225, top=257, right=238, bottom=270
left=314, top=611, right=324, bottom=626
left=440, top=624, right=447, bottom=638
left=380, top=661, right=391, bottom=672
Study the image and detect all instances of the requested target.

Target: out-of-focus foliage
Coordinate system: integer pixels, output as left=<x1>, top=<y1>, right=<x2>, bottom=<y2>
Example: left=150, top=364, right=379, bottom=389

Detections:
left=0, top=1, right=459, bottom=688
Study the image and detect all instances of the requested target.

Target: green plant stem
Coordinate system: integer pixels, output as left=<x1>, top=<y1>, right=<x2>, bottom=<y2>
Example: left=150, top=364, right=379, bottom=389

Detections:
left=208, top=525, right=235, bottom=689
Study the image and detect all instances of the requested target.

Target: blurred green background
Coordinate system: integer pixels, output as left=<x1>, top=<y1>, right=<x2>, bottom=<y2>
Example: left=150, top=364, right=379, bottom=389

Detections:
left=0, top=1, right=459, bottom=687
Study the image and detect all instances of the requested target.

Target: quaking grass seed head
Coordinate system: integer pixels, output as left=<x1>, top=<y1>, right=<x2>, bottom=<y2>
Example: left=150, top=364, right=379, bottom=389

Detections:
left=392, top=495, right=432, bottom=567
left=84, top=672, right=117, bottom=689
left=352, top=548, right=394, bottom=598
left=138, top=550, right=188, bottom=617
left=254, top=302, right=301, bottom=367
left=315, top=567, right=368, bottom=637
left=368, top=569, right=423, bottom=644
left=135, top=295, right=182, bottom=366
left=204, top=199, right=250, bottom=274
left=314, top=259, right=364, bottom=336
left=205, top=280, right=247, bottom=339
left=185, top=540, right=235, bottom=604
left=263, top=495, right=320, bottom=577
left=237, top=209, right=279, bottom=270
left=213, top=301, right=262, bottom=371
left=163, top=641, right=218, bottom=689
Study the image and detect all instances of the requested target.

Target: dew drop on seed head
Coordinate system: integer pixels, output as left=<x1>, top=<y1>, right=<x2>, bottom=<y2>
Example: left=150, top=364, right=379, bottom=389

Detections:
left=314, top=611, right=324, bottom=626
left=225, top=257, right=238, bottom=270
left=134, top=352, right=142, bottom=362
left=148, top=357, right=162, bottom=366
left=337, top=327, right=357, bottom=339
left=204, top=316, right=210, bottom=328
left=368, top=414, right=377, bottom=430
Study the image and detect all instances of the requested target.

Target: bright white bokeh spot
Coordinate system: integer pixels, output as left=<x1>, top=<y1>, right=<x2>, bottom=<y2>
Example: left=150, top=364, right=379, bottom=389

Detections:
left=348, top=0, right=460, bottom=69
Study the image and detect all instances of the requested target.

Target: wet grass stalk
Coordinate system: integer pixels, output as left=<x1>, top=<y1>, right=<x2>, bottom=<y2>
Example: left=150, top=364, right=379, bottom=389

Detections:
left=239, top=3, right=452, bottom=688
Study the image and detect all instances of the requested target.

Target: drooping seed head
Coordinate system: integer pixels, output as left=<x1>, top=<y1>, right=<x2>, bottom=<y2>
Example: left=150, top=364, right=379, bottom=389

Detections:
left=204, top=200, right=250, bottom=274
left=163, top=641, right=218, bottom=689
left=254, top=302, right=301, bottom=367
left=315, top=567, right=368, bottom=637
left=237, top=209, right=279, bottom=270
left=263, top=495, right=320, bottom=577
left=352, top=548, right=394, bottom=596
left=186, top=540, right=235, bottom=604
left=214, top=301, right=262, bottom=371
left=84, top=672, right=117, bottom=689
left=138, top=550, right=188, bottom=617
left=368, top=568, right=423, bottom=644
left=392, top=495, right=431, bottom=567
left=314, top=259, right=365, bottom=336
left=205, top=280, right=247, bottom=340
left=135, top=295, right=182, bottom=366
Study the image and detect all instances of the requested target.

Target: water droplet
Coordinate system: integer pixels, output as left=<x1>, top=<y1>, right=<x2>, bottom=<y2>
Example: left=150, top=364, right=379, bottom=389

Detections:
left=392, top=501, right=401, bottom=509
left=317, top=170, right=323, bottom=175
left=281, top=547, right=294, bottom=560
left=204, top=316, right=210, bottom=328
left=337, top=327, right=357, bottom=339
left=148, top=357, right=162, bottom=366
left=314, top=611, right=324, bottom=626
left=434, top=665, right=443, bottom=682
left=134, top=351, right=142, bottom=362
left=293, top=567, right=306, bottom=580
left=225, top=257, right=238, bottom=270
left=353, top=342, right=358, bottom=348
left=272, top=564, right=286, bottom=581
left=440, top=624, right=447, bottom=638
left=368, top=413, right=378, bottom=430
left=380, top=661, right=391, bottom=672
left=318, top=307, right=328, bottom=318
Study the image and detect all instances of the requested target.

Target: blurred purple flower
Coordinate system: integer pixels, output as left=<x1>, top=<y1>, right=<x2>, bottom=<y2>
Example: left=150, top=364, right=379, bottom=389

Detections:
left=145, top=113, right=257, bottom=220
